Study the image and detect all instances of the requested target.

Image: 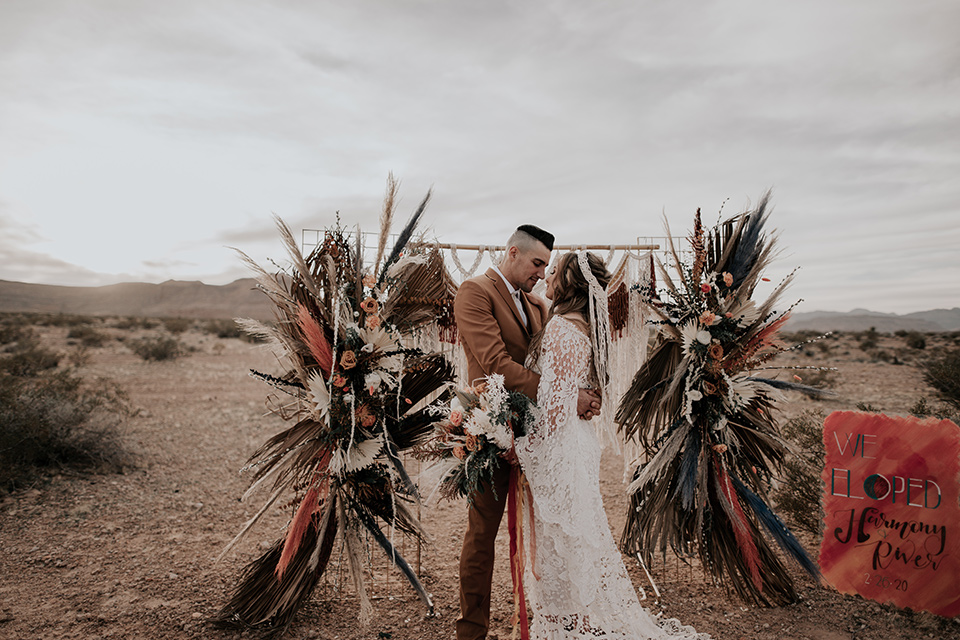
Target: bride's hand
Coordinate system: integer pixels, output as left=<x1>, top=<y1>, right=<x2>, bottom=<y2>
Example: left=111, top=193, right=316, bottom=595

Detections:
left=500, top=445, right=519, bottom=465
left=577, top=388, right=602, bottom=420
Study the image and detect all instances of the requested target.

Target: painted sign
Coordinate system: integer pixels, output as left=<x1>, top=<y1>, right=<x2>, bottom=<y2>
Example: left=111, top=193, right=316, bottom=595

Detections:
left=818, top=411, right=960, bottom=617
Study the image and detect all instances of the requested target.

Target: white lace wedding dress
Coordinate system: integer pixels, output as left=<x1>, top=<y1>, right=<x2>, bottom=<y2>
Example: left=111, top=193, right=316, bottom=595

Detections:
left=515, top=316, right=710, bottom=639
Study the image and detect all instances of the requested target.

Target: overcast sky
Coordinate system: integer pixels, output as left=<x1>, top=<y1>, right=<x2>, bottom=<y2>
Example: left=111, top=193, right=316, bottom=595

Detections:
left=1, top=0, right=957, bottom=314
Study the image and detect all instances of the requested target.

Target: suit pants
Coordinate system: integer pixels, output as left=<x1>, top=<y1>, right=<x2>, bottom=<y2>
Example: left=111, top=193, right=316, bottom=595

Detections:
left=456, top=460, right=512, bottom=640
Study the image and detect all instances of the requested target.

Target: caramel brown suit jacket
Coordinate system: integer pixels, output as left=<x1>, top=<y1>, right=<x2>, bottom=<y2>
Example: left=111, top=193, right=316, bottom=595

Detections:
left=454, top=268, right=549, bottom=399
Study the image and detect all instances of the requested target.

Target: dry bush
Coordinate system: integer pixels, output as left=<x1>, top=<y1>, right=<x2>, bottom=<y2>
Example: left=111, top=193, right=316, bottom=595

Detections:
left=921, top=347, right=960, bottom=411
left=129, top=336, right=184, bottom=361
left=773, top=410, right=826, bottom=536
left=67, top=325, right=108, bottom=347
left=162, top=317, right=192, bottom=334
left=0, top=338, right=61, bottom=377
left=112, top=316, right=158, bottom=331
left=203, top=318, right=265, bottom=343
left=0, top=357, right=132, bottom=493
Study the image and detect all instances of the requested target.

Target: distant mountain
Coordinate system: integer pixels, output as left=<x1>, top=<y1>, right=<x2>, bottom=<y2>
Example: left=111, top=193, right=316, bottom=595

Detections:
left=0, top=278, right=273, bottom=320
left=785, top=308, right=960, bottom=333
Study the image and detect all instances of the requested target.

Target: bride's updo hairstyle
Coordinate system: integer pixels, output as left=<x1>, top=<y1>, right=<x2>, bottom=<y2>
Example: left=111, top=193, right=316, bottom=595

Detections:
left=549, top=251, right=612, bottom=320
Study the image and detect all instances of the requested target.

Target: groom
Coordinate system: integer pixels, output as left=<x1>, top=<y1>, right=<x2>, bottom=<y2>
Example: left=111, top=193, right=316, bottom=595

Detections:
left=453, top=224, right=600, bottom=640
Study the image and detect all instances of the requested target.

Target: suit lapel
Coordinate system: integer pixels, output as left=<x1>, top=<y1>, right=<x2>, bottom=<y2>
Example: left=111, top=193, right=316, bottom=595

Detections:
left=485, top=268, right=529, bottom=335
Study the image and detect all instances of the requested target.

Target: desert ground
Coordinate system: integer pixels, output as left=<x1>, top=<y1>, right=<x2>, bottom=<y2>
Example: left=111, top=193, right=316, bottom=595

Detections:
left=1, top=319, right=959, bottom=640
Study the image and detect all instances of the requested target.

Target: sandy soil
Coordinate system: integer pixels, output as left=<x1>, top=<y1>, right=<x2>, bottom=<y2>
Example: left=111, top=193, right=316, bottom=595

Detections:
left=1, top=325, right=959, bottom=640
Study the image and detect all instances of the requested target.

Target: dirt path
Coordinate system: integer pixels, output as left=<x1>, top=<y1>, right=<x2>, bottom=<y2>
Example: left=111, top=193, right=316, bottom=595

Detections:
left=1, top=327, right=958, bottom=639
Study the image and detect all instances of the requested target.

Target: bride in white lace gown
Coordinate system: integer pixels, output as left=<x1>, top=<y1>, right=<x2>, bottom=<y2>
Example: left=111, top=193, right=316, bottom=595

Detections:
left=515, top=252, right=709, bottom=640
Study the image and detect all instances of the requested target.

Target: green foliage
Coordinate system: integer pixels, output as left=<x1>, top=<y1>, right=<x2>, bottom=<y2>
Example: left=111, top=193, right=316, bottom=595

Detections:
left=773, top=411, right=826, bottom=537
left=129, top=336, right=184, bottom=361
left=921, top=347, right=960, bottom=411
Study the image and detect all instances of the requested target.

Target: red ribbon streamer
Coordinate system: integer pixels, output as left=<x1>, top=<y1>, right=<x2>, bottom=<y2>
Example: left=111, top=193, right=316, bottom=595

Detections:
left=508, top=465, right=530, bottom=640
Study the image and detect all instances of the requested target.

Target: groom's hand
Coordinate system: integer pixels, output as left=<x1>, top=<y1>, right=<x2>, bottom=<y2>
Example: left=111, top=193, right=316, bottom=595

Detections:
left=577, top=388, right=602, bottom=420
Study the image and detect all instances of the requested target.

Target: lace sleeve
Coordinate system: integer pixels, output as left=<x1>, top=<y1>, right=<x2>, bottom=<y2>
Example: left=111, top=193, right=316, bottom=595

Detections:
left=527, top=317, right=591, bottom=442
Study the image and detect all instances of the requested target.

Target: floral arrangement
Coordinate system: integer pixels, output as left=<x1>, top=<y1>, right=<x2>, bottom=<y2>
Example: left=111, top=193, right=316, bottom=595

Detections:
left=213, top=175, right=458, bottom=636
left=418, top=374, right=536, bottom=502
left=616, top=193, right=828, bottom=606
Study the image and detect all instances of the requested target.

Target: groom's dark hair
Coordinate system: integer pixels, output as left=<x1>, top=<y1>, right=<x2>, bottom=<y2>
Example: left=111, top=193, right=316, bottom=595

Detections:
left=513, top=224, right=554, bottom=252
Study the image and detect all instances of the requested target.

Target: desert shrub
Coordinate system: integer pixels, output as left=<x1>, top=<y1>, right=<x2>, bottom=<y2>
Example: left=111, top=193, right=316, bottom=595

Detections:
left=910, top=397, right=960, bottom=423
left=781, top=330, right=823, bottom=343
left=162, top=317, right=192, bottom=334
left=112, top=316, right=158, bottom=330
left=0, top=320, right=33, bottom=346
left=67, top=325, right=108, bottom=347
left=202, top=318, right=265, bottom=343
left=904, top=332, right=926, bottom=350
left=798, top=369, right=837, bottom=391
left=856, top=402, right=881, bottom=413
left=871, top=350, right=892, bottom=363
left=859, top=338, right=877, bottom=351
left=921, top=348, right=960, bottom=411
left=203, top=318, right=241, bottom=339
left=129, top=336, right=184, bottom=361
left=35, top=313, right=93, bottom=328
left=773, top=411, right=826, bottom=536
left=0, top=338, right=61, bottom=377
left=0, top=367, right=131, bottom=492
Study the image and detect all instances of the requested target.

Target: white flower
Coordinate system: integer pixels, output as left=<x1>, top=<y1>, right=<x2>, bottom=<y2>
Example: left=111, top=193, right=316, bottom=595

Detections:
left=687, top=389, right=703, bottom=402
left=728, top=299, right=761, bottom=327
left=680, top=322, right=700, bottom=356
left=306, top=371, right=330, bottom=423
left=328, top=438, right=383, bottom=474
left=364, top=372, right=382, bottom=394
left=360, top=325, right=400, bottom=353
left=696, top=330, right=712, bottom=345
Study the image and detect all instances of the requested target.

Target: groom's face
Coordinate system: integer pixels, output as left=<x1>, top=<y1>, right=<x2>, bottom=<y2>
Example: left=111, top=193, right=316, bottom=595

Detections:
left=511, top=243, right=551, bottom=293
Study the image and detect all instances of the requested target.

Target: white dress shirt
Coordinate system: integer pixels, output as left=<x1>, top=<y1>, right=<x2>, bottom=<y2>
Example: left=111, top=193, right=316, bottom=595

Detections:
left=492, top=265, right=529, bottom=329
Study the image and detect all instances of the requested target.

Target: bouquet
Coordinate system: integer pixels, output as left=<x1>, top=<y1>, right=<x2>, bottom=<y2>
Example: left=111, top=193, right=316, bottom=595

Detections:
left=617, top=193, right=829, bottom=606
left=419, top=373, right=537, bottom=501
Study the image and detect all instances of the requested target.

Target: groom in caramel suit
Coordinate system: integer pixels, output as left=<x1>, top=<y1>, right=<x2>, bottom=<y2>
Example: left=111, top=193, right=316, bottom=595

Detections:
left=454, top=224, right=601, bottom=640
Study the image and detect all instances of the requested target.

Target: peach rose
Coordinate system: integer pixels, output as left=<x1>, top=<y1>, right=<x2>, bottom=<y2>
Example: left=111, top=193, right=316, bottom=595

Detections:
left=722, top=272, right=733, bottom=287
left=708, top=342, right=724, bottom=360
left=465, top=433, right=480, bottom=452
left=699, top=311, right=718, bottom=326
left=365, top=315, right=381, bottom=330
left=360, top=297, right=379, bottom=314
left=453, top=446, right=467, bottom=460
left=340, top=350, right=357, bottom=370
left=703, top=381, right=717, bottom=395
left=331, top=374, right=348, bottom=388
left=449, top=409, right=464, bottom=427
left=712, top=444, right=728, bottom=454
left=362, top=274, right=377, bottom=288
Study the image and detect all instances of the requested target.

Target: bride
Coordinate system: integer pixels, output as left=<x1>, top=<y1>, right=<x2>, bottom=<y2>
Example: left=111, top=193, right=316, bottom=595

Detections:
left=515, top=251, right=710, bottom=640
